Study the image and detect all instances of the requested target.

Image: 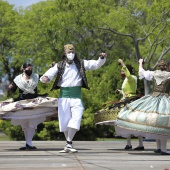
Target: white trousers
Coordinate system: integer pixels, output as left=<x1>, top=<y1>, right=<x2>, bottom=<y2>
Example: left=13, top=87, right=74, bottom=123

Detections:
left=58, top=98, right=84, bottom=132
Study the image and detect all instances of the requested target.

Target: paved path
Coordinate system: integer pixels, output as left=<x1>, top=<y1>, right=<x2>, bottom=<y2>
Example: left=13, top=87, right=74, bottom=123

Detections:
left=0, top=140, right=169, bottom=170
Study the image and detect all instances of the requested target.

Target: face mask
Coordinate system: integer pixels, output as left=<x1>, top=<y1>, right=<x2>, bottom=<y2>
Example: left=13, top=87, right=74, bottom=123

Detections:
left=67, top=53, right=75, bottom=60
left=121, top=73, right=126, bottom=78
left=25, top=70, right=32, bottom=76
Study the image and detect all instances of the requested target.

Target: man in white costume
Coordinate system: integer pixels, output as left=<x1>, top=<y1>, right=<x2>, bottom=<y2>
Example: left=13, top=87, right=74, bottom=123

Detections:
left=40, top=44, right=107, bottom=153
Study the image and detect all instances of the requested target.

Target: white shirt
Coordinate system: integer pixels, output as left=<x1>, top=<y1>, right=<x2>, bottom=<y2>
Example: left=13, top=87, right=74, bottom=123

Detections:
left=139, top=68, right=170, bottom=85
left=40, top=58, right=106, bottom=87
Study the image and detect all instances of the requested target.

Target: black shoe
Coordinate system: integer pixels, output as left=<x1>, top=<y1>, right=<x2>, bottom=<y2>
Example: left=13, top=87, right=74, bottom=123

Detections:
left=134, top=146, right=144, bottom=150
left=154, top=149, right=161, bottom=153
left=161, top=151, right=170, bottom=155
left=124, top=145, right=132, bottom=150
left=19, top=146, right=27, bottom=150
left=26, top=144, right=37, bottom=150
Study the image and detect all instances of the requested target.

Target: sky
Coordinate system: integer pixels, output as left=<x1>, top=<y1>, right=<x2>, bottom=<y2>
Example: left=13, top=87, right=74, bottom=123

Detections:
left=3, top=0, right=45, bottom=8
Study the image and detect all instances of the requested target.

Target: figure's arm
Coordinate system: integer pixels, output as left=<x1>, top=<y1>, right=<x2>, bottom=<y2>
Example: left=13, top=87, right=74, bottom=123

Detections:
left=40, top=63, right=58, bottom=83
left=138, top=59, right=154, bottom=81
left=84, top=52, right=107, bottom=70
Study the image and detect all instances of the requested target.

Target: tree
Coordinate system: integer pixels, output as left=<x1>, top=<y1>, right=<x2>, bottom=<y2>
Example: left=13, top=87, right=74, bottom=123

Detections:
left=98, top=0, right=170, bottom=94
left=0, top=1, right=20, bottom=82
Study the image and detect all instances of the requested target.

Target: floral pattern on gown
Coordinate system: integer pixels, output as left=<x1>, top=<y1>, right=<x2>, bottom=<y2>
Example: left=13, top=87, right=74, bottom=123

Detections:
left=0, top=97, right=58, bottom=120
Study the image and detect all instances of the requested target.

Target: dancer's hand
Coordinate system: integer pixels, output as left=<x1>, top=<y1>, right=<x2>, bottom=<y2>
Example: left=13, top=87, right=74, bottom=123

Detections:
left=118, top=59, right=123, bottom=64
left=8, top=84, right=13, bottom=89
left=100, top=52, right=107, bottom=59
left=115, top=89, right=121, bottom=94
left=41, top=76, right=50, bottom=83
left=118, top=59, right=125, bottom=67
left=139, top=58, right=144, bottom=64
left=8, top=83, right=14, bottom=89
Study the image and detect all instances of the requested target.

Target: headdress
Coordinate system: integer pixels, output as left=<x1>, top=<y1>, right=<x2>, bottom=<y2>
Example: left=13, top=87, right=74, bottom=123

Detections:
left=158, top=59, right=167, bottom=66
left=64, top=44, right=75, bottom=53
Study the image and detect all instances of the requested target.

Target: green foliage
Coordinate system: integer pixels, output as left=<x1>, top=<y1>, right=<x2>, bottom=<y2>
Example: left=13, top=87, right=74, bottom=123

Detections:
left=0, top=120, right=23, bottom=140
left=36, top=121, right=64, bottom=140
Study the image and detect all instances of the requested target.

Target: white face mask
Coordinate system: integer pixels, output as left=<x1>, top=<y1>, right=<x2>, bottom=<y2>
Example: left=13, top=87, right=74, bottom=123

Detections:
left=66, top=53, right=75, bottom=60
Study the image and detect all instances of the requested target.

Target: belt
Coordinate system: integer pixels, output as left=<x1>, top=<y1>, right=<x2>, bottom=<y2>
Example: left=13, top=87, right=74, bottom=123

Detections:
left=59, top=86, right=82, bottom=99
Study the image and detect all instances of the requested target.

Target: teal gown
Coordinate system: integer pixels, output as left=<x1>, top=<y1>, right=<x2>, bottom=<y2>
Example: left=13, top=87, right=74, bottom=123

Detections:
left=115, top=69, right=170, bottom=139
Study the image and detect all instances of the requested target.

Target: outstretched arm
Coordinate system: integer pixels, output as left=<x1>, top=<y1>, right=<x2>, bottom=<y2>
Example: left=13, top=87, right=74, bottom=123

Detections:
left=118, top=59, right=132, bottom=79
left=84, top=52, right=107, bottom=70
left=40, top=63, right=58, bottom=83
left=138, top=58, right=144, bottom=70
left=138, top=59, right=154, bottom=80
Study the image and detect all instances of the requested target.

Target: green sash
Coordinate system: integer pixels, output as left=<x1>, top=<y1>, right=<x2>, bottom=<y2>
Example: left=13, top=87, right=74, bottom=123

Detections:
left=59, top=86, right=82, bottom=99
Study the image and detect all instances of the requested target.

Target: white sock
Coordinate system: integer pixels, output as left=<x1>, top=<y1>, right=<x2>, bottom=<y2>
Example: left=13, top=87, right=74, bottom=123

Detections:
left=156, top=139, right=161, bottom=150
left=64, top=131, right=68, bottom=140
left=126, top=136, right=131, bottom=146
left=23, top=128, right=27, bottom=145
left=161, top=139, right=167, bottom=152
left=138, top=136, right=143, bottom=147
left=26, top=127, right=35, bottom=146
left=67, top=128, right=77, bottom=142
